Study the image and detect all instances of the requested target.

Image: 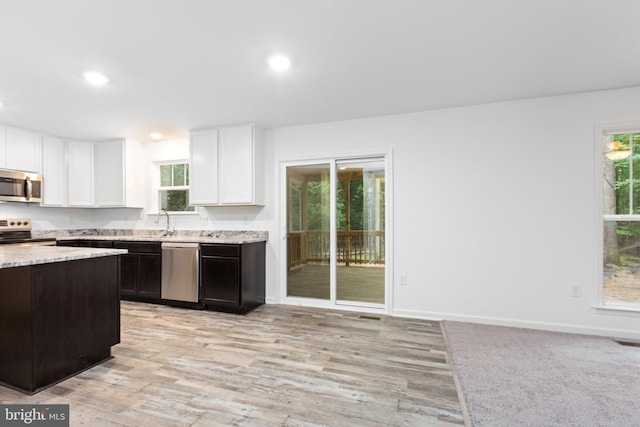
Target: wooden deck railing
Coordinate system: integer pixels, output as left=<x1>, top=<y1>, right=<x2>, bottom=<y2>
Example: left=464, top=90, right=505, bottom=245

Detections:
left=288, top=231, right=384, bottom=268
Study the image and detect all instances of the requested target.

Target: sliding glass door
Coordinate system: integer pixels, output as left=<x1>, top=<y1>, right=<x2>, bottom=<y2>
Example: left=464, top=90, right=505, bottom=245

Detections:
left=284, top=157, right=387, bottom=310
left=336, top=159, right=385, bottom=306
left=286, top=163, right=332, bottom=300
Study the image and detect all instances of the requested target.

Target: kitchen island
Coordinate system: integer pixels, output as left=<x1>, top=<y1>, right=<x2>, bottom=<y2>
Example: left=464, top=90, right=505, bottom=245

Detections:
left=0, top=246, right=125, bottom=394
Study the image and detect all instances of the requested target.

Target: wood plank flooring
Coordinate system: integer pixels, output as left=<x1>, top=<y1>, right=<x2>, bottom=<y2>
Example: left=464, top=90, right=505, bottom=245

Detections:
left=0, top=302, right=465, bottom=426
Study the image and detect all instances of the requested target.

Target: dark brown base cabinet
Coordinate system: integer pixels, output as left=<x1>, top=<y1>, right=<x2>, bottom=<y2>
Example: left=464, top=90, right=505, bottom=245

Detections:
left=201, top=242, right=265, bottom=314
left=0, top=256, right=120, bottom=394
left=58, top=240, right=162, bottom=302
left=113, top=242, right=162, bottom=302
left=57, top=239, right=265, bottom=314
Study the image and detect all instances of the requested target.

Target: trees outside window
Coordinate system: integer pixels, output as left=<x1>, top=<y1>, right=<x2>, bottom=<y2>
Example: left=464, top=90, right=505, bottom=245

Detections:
left=603, top=132, right=640, bottom=306
left=159, top=163, right=194, bottom=212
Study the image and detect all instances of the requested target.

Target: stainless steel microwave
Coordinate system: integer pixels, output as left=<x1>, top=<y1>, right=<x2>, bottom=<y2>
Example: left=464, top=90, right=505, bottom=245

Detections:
left=0, top=169, right=42, bottom=203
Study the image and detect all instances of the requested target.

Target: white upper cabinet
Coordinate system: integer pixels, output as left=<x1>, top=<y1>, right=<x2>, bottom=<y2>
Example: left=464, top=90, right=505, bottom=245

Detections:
left=123, top=138, right=146, bottom=208
left=41, top=138, right=144, bottom=208
left=0, top=125, right=6, bottom=167
left=67, top=141, right=95, bottom=207
left=0, top=121, right=145, bottom=209
left=41, top=137, right=66, bottom=206
left=219, top=125, right=254, bottom=204
left=96, top=139, right=145, bottom=208
left=189, top=129, right=219, bottom=205
left=96, top=140, right=124, bottom=206
left=190, top=123, right=263, bottom=206
left=5, top=127, right=42, bottom=173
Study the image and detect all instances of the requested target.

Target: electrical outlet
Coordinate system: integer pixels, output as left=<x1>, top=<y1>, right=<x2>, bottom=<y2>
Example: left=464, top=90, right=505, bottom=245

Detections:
left=399, top=274, right=408, bottom=286
left=570, top=285, right=582, bottom=298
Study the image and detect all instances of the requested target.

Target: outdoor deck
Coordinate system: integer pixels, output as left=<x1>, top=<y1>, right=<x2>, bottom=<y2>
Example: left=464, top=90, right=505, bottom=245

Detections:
left=287, top=264, right=385, bottom=304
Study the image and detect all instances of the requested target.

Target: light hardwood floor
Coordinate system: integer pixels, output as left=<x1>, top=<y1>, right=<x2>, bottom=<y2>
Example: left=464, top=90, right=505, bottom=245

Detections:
left=0, top=302, right=465, bottom=426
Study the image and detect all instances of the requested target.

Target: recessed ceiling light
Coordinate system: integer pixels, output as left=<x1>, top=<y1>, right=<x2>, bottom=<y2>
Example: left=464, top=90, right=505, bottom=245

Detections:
left=149, top=132, right=163, bottom=140
left=268, top=55, right=291, bottom=71
left=83, top=71, right=109, bottom=86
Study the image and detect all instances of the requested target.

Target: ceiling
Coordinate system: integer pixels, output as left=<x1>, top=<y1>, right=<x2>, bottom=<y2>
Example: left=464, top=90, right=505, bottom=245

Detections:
left=1, top=0, right=639, bottom=142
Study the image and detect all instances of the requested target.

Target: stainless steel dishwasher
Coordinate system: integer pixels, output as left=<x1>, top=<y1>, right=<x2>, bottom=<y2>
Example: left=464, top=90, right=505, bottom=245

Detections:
left=161, top=242, right=200, bottom=303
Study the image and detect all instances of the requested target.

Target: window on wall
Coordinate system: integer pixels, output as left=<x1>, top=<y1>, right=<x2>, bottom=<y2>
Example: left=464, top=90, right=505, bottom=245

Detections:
left=602, top=131, right=640, bottom=308
left=159, top=163, right=194, bottom=212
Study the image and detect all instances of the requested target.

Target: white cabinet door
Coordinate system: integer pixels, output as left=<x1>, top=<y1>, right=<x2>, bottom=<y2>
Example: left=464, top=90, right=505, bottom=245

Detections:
left=189, top=129, right=219, bottom=205
left=124, top=138, right=146, bottom=208
left=0, top=125, right=6, bottom=167
left=96, top=140, right=125, bottom=206
left=67, top=141, right=95, bottom=206
left=5, top=127, right=42, bottom=173
left=41, top=137, right=66, bottom=206
left=189, top=123, right=263, bottom=206
left=219, top=125, right=253, bottom=204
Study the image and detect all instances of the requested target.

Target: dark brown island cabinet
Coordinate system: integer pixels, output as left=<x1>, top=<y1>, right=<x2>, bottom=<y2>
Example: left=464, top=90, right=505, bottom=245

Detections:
left=0, top=256, right=120, bottom=394
left=201, top=242, right=266, bottom=314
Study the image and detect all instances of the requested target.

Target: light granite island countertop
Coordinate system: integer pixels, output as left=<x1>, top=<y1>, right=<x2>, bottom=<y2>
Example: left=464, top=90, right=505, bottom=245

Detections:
left=0, top=246, right=127, bottom=269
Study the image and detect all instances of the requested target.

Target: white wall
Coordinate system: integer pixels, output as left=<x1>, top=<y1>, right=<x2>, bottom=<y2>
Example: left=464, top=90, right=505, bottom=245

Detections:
left=266, top=86, right=640, bottom=339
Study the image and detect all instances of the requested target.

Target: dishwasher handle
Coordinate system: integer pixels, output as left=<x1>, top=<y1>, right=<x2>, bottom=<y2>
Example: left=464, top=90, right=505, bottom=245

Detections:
left=161, top=242, right=200, bottom=249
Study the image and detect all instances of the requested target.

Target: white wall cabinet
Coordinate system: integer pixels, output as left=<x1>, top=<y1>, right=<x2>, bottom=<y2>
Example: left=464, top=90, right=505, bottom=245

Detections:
left=41, top=137, right=66, bottom=206
left=96, top=140, right=124, bottom=206
left=189, top=123, right=263, bottom=206
left=189, top=129, right=219, bottom=205
left=67, top=141, right=95, bottom=207
left=0, top=126, right=6, bottom=167
left=5, top=127, right=42, bottom=173
left=0, top=120, right=144, bottom=209
left=96, top=139, right=145, bottom=208
left=41, top=138, right=145, bottom=208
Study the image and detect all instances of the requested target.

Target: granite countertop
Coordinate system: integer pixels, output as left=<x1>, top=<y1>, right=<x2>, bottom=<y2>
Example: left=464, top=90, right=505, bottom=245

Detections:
left=0, top=246, right=127, bottom=269
left=38, top=229, right=269, bottom=245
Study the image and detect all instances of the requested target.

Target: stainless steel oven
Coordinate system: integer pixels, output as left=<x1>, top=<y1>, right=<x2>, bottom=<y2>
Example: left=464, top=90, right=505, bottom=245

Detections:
left=0, top=169, right=43, bottom=203
left=0, top=218, right=56, bottom=246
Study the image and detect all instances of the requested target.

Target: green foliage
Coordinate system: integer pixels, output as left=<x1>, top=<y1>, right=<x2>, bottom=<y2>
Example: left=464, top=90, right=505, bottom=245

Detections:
left=159, top=190, right=194, bottom=212
left=288, top=167, right=385, bottom=233
left=336, top=180, right=365, bottom=230
left=620, top=253, right=640, bottom=265
left=306, top=180, right=330, bottom=230
left=612, top=133, right=640, bottom=214
left=616, top=221, right=640, bottom=237
left=289, top=182, right=303, bottom=232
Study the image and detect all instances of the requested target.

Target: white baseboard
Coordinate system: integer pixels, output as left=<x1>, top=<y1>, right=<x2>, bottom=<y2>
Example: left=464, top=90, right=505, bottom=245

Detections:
left=392, top=308, right=640, bottom=340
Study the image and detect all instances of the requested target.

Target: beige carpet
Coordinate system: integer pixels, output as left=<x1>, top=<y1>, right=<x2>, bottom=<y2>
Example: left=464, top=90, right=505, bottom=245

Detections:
left=442, top=322, right=640, bottom=427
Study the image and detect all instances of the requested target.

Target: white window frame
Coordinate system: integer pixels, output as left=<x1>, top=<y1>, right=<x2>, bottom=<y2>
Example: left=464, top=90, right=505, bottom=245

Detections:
left=151, top=159, right=195, bottom=214
left=595, top=122, right=640, bottom=315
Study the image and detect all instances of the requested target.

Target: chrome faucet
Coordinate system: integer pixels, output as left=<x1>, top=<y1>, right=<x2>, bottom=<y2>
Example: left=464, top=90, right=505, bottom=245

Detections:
left=154, top=209, right=174, bottom=235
